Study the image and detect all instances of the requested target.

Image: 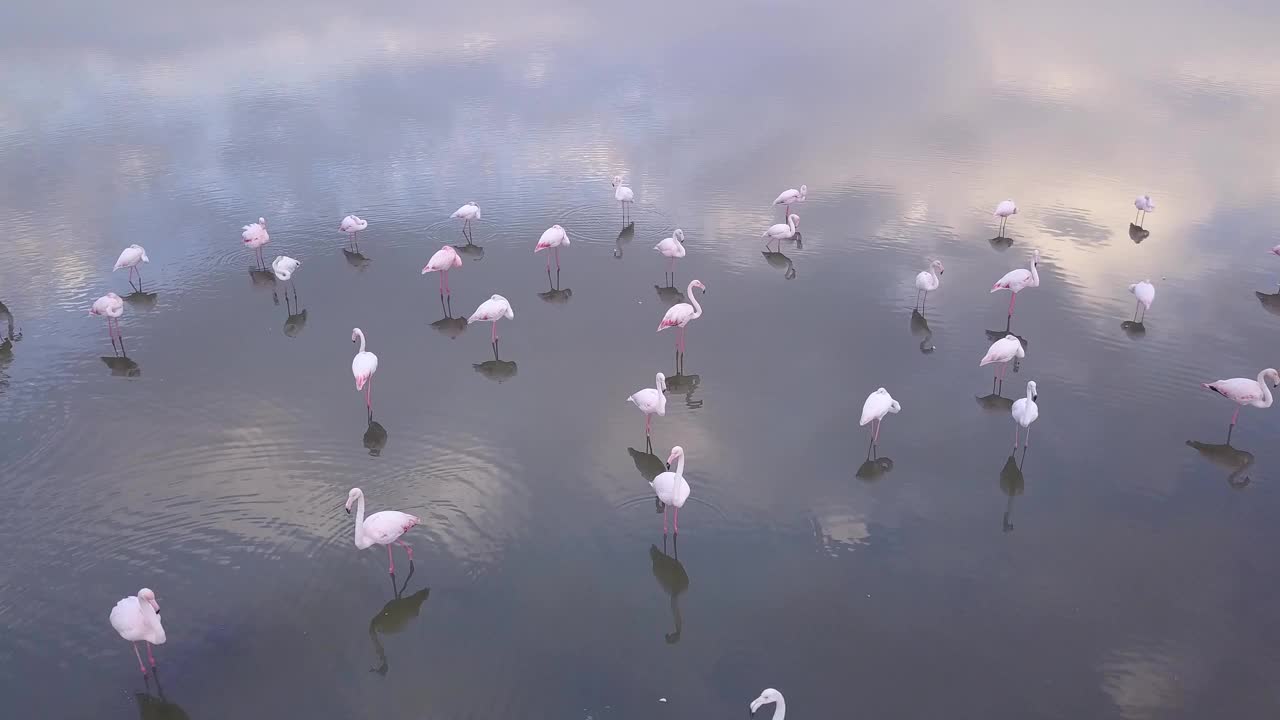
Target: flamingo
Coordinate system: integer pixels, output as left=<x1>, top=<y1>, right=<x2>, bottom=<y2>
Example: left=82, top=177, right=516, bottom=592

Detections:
left=468, top=294, right=514, bottom=344
left=980, top=334, right=1025, bottom=380
left=991, top=249, right=1041, bottom=317
left=657, top=279, right=706, bottom=356
left=90, top=292, right=125, bottom=347
left=535, top=225, right=570, bottom=271
left=749, top=689, right=786, bottom=720
left=1012, top=380, right=1039, bottom=448
left=242, top=217, right=270, bottom=269
left=271, top=255, right=300, bottom=285
left=113, top=245, right=150, bottom=288
left=339, top=215, right=368, bottom=247
left=773, top=184, right=807, bottom=216
left=351, top=328, right=378, bottom=411
left=109, top=588, right=166, bottom=675
left=1133, top=195, right=1155, bottom=226
left=1270, top=245, right=1280, bottom=257
left=650, top=445, right=691, bottom=535
left=627, top=372, right=668, bottom=437
left=422, top=245, right=462, bottom=297
left=1128, top=280, right=1154, bottom=322
left=914, top=259, right=945, bottom=311
left=860, top=387, right=901, bottom=446
left=450, top=202, right=481, bottom=234
left=612, top=176, right=634, bottom=219
left=994, top=199, right=1017, bottom=236
left=1202, top=368, right=1280, bottom=436
left=763, top=213, right=799, bottom=250
left=654, top=229, right=686, bottom=279
left=345, top=488, right=421, bottom=575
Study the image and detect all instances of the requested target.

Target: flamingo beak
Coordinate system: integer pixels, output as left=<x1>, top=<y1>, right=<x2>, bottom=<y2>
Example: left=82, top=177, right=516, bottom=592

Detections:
left=665, top=462, right=671, bottom=470
left=1032, top=393, right=1038, bottom=401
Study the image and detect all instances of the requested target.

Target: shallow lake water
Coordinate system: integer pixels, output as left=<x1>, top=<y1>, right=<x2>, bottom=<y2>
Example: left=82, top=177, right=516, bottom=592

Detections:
left=3, top=1, right=1280, bottom=718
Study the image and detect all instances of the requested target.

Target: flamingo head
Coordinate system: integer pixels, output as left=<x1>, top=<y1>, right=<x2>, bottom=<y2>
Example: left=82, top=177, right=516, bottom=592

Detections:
left=1027, top=380, right=1038, bottom=402
left=665, top=445, right=684, bottom=470
left=258, top=217, right=267, bottom=227
left=1271, top=246, right=1280, bottom=257
left=798, top=184, right=808, bottom=196
left=351, top=328, right=362, bottom=344
left=930, top=259, right=945, bottom=275
left=691, top=279, right=706, bottom=293
left=750, top=689, right=783, bottom=716
left=138, top=588, right=160, bottom=613
left=1031, top=249, right=1041, bottom=265
left=345, top=487, right=363, bottom=513
left=674, top=228, right=685, bottom=243
left=656, top=372, right=667, bottom=393
left=611, top=175, right=623, bottom=188
left=1266, top=369, right=1280, bottom=389
left=788, top=213, right=800, bottom=227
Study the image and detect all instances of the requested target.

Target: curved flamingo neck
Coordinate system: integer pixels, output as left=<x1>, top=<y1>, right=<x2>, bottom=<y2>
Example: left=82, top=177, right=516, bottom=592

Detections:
left=1029, top=256, right=1040, bottom=286
left=1257, top=370, right=1274, bottom=408
left=770, top=698, right=786, bottom=720
left=655, top=374, right=665, bottom=392
left=788, top=216, right=797, bottom=233
left=355, top=330, right=367, bottom=353
left=353, top=493, right=368, bottom=545
left=674, top=451, right=686, bottom=477
left=1025, top=384, right=1036, bottom=401
left=685, top=282, right=702, bottom=319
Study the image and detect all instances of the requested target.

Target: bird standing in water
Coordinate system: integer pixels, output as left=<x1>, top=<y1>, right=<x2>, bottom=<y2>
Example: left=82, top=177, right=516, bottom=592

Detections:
left=351, top=328, right=379, bottom=411
left=109, top=588, right=166, bottom=675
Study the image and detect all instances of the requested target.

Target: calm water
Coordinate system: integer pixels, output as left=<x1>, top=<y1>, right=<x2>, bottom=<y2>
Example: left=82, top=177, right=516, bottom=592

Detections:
left=4, top=1, right=1280, bottom=717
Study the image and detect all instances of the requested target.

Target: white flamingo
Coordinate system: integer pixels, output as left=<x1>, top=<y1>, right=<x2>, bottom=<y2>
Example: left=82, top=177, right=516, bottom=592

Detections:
left=1133, top=195, right=1155, bottom=225
left=1012, top=380, right=1039, bottom=448
left=345, top=488, right=421, bottom=575
left=654, top=229, right=686, bottom=277
left=1128, top=280, right=1154, bottom=322
left=90, top=292, right=125, bottom=347
left=749, top=689, right=786, bottom=720
left=351, top=328, right=378, bottom=411
left=450, top=202, right=481, bottom=233
left=980, top=334, right=1025, bottom=380
left=242, top=217, right=270, bottom=268
left=994, top=199, right=1017, bottom=236
left=422, top=245, right=463, bottom=296
left=612, top=176, right=634, bottom=219
left=534, top=225, right=570, bottom=271
left=468, top=294, right=514, bottom=344
left=271, top=255, right=300, bottom=285
left=109, top=588, right=166, bottom=675
left=763, top=214, right=799, bottom=250
left=914, top=259, right=945, bottom=311
left=113, top=245, right=150, bottom=287
left=773, top=184, right=807, bottom=215
left=339, top=215, right=368, bottom=246
left=657, top=279, right=706, bottom=356
left=860, top=388, right=901, bottom=446
left=1202, top=368, right=1280, bottom=434
left=650, top=445, right=691, bottom=534
left=627, top=372, right=668, bottom=437
left=991, top=249, right=1041, bottom=317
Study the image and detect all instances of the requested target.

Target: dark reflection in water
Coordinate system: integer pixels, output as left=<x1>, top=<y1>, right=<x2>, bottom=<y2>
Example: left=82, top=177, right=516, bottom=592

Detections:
left=855, top=444, right=895, bottom=482
left=1128, top=224, right=1151, bottom=244
left=473, top=343, right=518, bottom=383
left=1186, top=440, right=1254, bottom=489
left=248, top=268, right=276, bottom=288
left=1255, top=289, right=1280, bottom=317
left=280, top=289, right=307, bottom=337
left=761, top=250, right=796, bottom=279
left=133, top=672, right=189, bottom=720
left=615, top=222, right=635, bottom=258
left=368, top=569, right=430, bottom=676
left=648, top=537, right=689, bottom=644
left=122, top=290, right=159, bottom=310
left=101, top=354, right=141, bottom=378
left=537, top=270, right=573, bottom=305
left=363, top=412, right=388, bottom=457
left=430, top=299, right=469, bottom=339
left=654, top=281, right=685, bottom=307
left=976, top=376, right=1016, bottom=414
left=1120, top=320, right=1147, bottom=339
left=988, top=235, right=1015, bottom=252
left=910, top=309, right=936, bottom=353
left=342, top=248, right=372, bottom=269
left=999, top=451, right=1026, bottom=533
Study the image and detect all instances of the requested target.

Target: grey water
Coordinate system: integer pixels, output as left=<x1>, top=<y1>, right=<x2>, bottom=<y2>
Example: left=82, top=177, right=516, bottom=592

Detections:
left=3, top=1, right=1280, bottom=718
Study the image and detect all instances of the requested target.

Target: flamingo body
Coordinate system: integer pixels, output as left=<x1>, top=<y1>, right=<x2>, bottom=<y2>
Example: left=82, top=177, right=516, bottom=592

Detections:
left=994, top=200, right=1018, bottom=218
left=612, top=176, right=634, bottom=204
left=109, top=588, right=165, bottom=674
left=271, top=255, right=300, bottom=282
left=628, top=372, right=667, bottom=435
left=980, top=335, right=1025, bottom=372
left=339, top=215, right=368, bottom=234
left=992, top=250, right=1041, bottom=294
left=422, top=245, right=463, bottom=273
left=345, top=488, right=420, bottom=574
left=534, top=225, right=569, bottom=252
left=860, top=388, right=901, bottom=426
left=1129, top=280, right=1155, bottom=310
left=242, top=218, right=270, bottom=249
left=351, top=328, right=378, bottom=394
left=773, top=184, right=807, bottom=207
left=915, top=259, right=945, bottom=295
left=1012, top=380, right=1039, bottom=447
left=658, top=280, right=706, bottom=331
left=113, top=245, right=149, bottom=271
left=91, top=293, right=125, bottom=319
left=451, top=202, right=481, bottom=221
left=1134, top=195, right=1156, bottom=213
left=650, top=446, right=691, bottom=533
left=469, top=294, right=514, bottom=342
left=1202, top=369, right=1280, bottom=410
left=763, top=214, right=799, bottom=244
left=654, top=229, right=687, bottom=259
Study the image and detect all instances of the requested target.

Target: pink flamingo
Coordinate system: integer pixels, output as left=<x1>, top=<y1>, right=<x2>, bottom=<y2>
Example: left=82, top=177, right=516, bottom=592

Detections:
left=657, top=279, right=706, bottom=355
left=422, top=245, right=463, bottom=297
left=1202, top=368, right=1280, bottom=436
left=991, top=249, right=1040, bottom=318
left=113, top=245, right=150, bottom=287
left=859, top=388, right=901, bottom=446
left=340, top=215, right=368, bottom=247
left=109, top=588, right=166, bottom=675
left=345, top=488, right=420, bottom=574
left=980, top=334, right=1025, bottom=380
left=351, top=328, right=378, bottom=411
left=468, top=294, right=514, bottom=344
left=627, top=372, right=668, bottom=437
left=90, top=292, right=125, bottom=348
left=535, top=225, right=570, bottom=271
left=242, top=217, right=269, bottom=269
left=994, top=199, right=1018, bottom=236
left=650, top=446, right=691, bottom=535
left=773, top=184, right=807, bottom=216
left=654, top=229, right=686, bottom=279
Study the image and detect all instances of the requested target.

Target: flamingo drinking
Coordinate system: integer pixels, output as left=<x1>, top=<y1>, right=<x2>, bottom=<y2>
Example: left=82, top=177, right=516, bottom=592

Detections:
left=345, top=488, right=421, bottom=575
left=1202, top=368, right=1280, bottom=437
left=914, top=259, right=945, bottom=311
left=90, top=292, right=125, bottom=348
left=109, top=588, right=166, bottom=675
left=657, top=279, right=706, bottom=356
left=627, top=372, right=668, bottom=437
left=860, top=387, right=901, bottom=446
left=351, top=328, right=378, bottom=411
left=534, top=225, right=570, bottom=271
left=468, top=294, right=514, bottom=344
left=422, top=245, right=463, bottom=297
left=994, top=199, right=1017, bottom=236
left=773, top=184, right=807, bottom=215
left=1012, top=380, right=1039, bottom=448
left=991, top=249, right=1041, bottom=317
left=749, top=689, right=786, bottom=720
left=763, top=214, right=799, bottom=250
left=612, top=176, right=634, bottom=220
left=654, top=229, right=686, bottom=280
left=1128, top=279, right=1154, bottom=322
left=980, top=334, right=1025, bottom=380
left=1133, top=195, right=1155, bottom=226
left=242, top=217, right=270, bottom=269
left=650, top=445, right=691, bottom=535
left=340, top=215, right=368, bottom=247
left=113, top=245, right=150, bottom=288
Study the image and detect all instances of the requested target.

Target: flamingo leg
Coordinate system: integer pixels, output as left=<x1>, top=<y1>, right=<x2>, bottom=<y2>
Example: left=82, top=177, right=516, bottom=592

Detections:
left=555, top=246, right=560, bottom=270
left=133, top=643, right=147, bottom=675
left=1024, top=424, right=1031, bottom=448
left=1139, top=305, right=1146, bottom=323
left=1008, top=292, right=1016, bottom=316
left=1231, top=407, right=1240, bottom=426
left=444, top=270, right=451, bottom=296
left=366, top=380, right=372, bottom=411
left=673, top=506, right=679, bottom=534
left=545, top=252, right=551, bottom=271
left=146, top=641, right=156, bottom=667
left=663, top=503, right=668, bottom=534
left=491, top=321, right=497, bottom=343
left=386, top=544, right=395, bottom=574
left=1014, top=424, right=1020, bottom=448
left=922, top=290, right=928, bottom=310
left=645, top=413, right=652, bottom=436
left=872, top=418, right=880, bottom=444
left=438, top=273, right=444, bottom=297
left=396, top=539, right=414, bottom=566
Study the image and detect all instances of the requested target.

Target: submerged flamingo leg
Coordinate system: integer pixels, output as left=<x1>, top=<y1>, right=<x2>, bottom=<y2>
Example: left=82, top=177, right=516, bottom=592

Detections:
left=132, top=643, right=147, bottom=675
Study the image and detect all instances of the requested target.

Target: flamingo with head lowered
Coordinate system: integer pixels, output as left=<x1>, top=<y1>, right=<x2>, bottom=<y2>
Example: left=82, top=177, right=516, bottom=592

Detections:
left=422, top=245, right=462, bottom=297
left=658, top=280, right=706, bottom=357
left=763, top=214, right=799, bottom=250
left=113, top=245, right=150, bottom=288
left=242, top=217, right=270, bottom=268
left=994, top=199, right=1017, bottom=236
left=535, top=225, right=570, bottom=271
left=1128, top=280, right=1154, bottom=322
left=351, top=328, right=378, bottom=411
left=468, top=294, right=514, bottom=345
left=860, top=388, right=901, bottom=446
left=981, top=334, right=1025, bottom=381
left=1133, top=195, right=1155, bottom=226
left=450, top=202, right=481, bottom=233
left=340, top=215, right=368, bottom=247
left=345, top=488, right=420, bottom=575
left=991, top=249, right=1040, bottom=318
left=1202, top=368, right=1280, bottom=438
left=91, top=293, right=125, bottom=349
left=774, top=184, right=807, bottom=216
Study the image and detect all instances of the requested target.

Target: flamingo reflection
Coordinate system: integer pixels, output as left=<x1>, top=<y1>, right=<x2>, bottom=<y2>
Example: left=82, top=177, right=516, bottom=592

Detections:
left=649, top=536, right=689, bottom=644
left=368, top=567, right=430, bottom=676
